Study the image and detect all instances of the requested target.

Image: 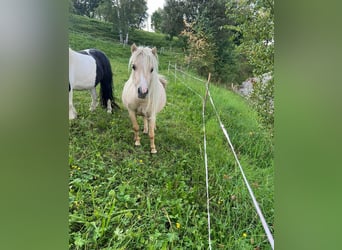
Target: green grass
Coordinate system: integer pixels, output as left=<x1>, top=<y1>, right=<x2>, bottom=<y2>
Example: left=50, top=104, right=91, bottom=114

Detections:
left=69, top=14, right=183, bottom=50
left=69, top=15, right=274, bottom=249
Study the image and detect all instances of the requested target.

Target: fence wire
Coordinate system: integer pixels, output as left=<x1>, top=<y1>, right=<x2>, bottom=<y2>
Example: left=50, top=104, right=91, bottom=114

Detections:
left=168, top=63, right=274, bottom=250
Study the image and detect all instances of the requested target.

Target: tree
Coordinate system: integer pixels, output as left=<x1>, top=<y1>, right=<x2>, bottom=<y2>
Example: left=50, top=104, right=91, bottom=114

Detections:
left=226, top=0, right=274, bottom=126
left=161, top=0, right=185, bottom=40
left=122, top=0, right=148, bottom=30
left=95, top=0, right=115, bottom=22
left=151, top=8, right=163, bottom=32
left=118, top=0, right=148, bottom=43
left=196, top=0, right=239, bottom=82
left=159, top=0, right=208, bottom=40
left=183, top=0, right=203, bottom=23
left=226, top=0, right=274, bottom=75
left=95, top=0, right=148, bottom=44
left=181, top=20, right=216, bottom=76
left=71, top=0, right=102, bottom=18
left=179, top=0, right=250, bottom=83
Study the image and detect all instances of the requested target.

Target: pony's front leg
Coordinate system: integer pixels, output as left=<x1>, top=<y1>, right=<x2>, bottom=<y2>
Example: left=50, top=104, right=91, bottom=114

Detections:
left=128, top=110, right=141, bottom=146
left=89, top=88, right=98, bottom=111
left=148, top=116, right=157, bottom=154
left=69, top=88, right=77, bottom=120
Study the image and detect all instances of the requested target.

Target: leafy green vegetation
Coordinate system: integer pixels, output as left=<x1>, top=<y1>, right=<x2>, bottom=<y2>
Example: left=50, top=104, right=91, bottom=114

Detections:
left=226, top=0, right=275, bottom=127
left=69, top=14, right=273, bottom=249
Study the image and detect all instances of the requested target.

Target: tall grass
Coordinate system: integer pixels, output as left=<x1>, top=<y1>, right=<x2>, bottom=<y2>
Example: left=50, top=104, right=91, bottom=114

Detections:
left=69, top=15, right=274, bottom=249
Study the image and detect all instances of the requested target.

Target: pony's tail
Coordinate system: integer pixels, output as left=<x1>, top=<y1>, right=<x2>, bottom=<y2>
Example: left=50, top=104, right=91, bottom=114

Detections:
left=96, top=51, right=120, bottom=110
left=159, top=74, right=167, bottom=89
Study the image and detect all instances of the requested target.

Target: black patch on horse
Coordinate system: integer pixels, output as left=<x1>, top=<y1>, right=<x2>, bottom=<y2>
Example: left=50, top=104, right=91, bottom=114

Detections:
left=78, top=49, right=119, bottom=109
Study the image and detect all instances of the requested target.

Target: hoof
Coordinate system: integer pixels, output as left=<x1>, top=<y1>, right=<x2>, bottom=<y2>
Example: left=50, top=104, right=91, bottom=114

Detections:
left=151, top=148, right=157, bottom=154
left=135, top=141, right=141, bottom=146
left=107, top=109, right=112, bottom=114
left=69, top=112, right=77, bottom=120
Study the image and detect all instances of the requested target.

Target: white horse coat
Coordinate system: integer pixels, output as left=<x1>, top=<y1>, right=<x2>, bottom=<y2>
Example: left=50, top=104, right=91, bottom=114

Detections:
left=69, top=49, right=96, bottom=90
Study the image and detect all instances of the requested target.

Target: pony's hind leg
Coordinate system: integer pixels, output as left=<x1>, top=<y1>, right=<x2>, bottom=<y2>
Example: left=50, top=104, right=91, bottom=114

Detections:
left=89, top=88, right=98, bottom=111
left=128, top=110, right=141, bottom=146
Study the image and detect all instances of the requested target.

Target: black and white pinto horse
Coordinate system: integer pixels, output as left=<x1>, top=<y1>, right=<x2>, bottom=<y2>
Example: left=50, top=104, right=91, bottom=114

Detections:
left=69, top=47, right=119, bottom=120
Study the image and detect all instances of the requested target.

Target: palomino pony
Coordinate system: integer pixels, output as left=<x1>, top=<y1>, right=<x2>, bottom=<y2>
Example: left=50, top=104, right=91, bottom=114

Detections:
left=69, top=47, right=119, bottom=120
left=122, top=44, right=167, bottom=153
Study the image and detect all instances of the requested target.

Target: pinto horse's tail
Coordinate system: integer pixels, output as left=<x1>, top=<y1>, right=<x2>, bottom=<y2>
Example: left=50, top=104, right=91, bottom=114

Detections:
left=89, top=49, right=120, bottom=110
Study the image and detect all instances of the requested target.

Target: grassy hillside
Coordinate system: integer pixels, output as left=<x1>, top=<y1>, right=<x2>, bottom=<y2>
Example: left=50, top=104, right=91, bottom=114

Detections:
left=69, top=14, right=183, bottom=50
left=69, top=15, right=274, bottom=249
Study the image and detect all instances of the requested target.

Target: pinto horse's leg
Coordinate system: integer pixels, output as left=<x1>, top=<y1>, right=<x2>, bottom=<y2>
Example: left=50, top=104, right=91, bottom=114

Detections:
left=128, top=110, right=141, bottom=146
left=148, top=116, right=157, bottom=154
left=143, top=117, right=148, bottom=134
left=107, top=100, right=112, bottom=114
left=69, top=88, right=77, bottom=120
left=89, top=88, right=98, bottom=111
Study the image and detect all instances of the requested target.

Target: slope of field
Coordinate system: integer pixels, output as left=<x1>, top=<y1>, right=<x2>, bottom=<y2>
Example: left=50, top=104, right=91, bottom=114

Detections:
left=69, top=14, right=274, bottom=249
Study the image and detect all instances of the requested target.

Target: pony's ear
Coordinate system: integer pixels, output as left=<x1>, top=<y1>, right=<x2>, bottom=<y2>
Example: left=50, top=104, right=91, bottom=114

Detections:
left=152, top=47, right=157, bottom=56
left=131, top=43, right=137, bottom=53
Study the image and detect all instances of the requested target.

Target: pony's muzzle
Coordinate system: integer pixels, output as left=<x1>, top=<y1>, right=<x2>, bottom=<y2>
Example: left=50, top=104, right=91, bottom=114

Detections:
left=138, top=87, right=148, bottom=99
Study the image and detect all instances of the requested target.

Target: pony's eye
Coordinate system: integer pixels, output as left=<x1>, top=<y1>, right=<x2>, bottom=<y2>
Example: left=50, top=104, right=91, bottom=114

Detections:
left=150, top=68, right=154, bottom=73
left=132, top=64, right=136, bottom=70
